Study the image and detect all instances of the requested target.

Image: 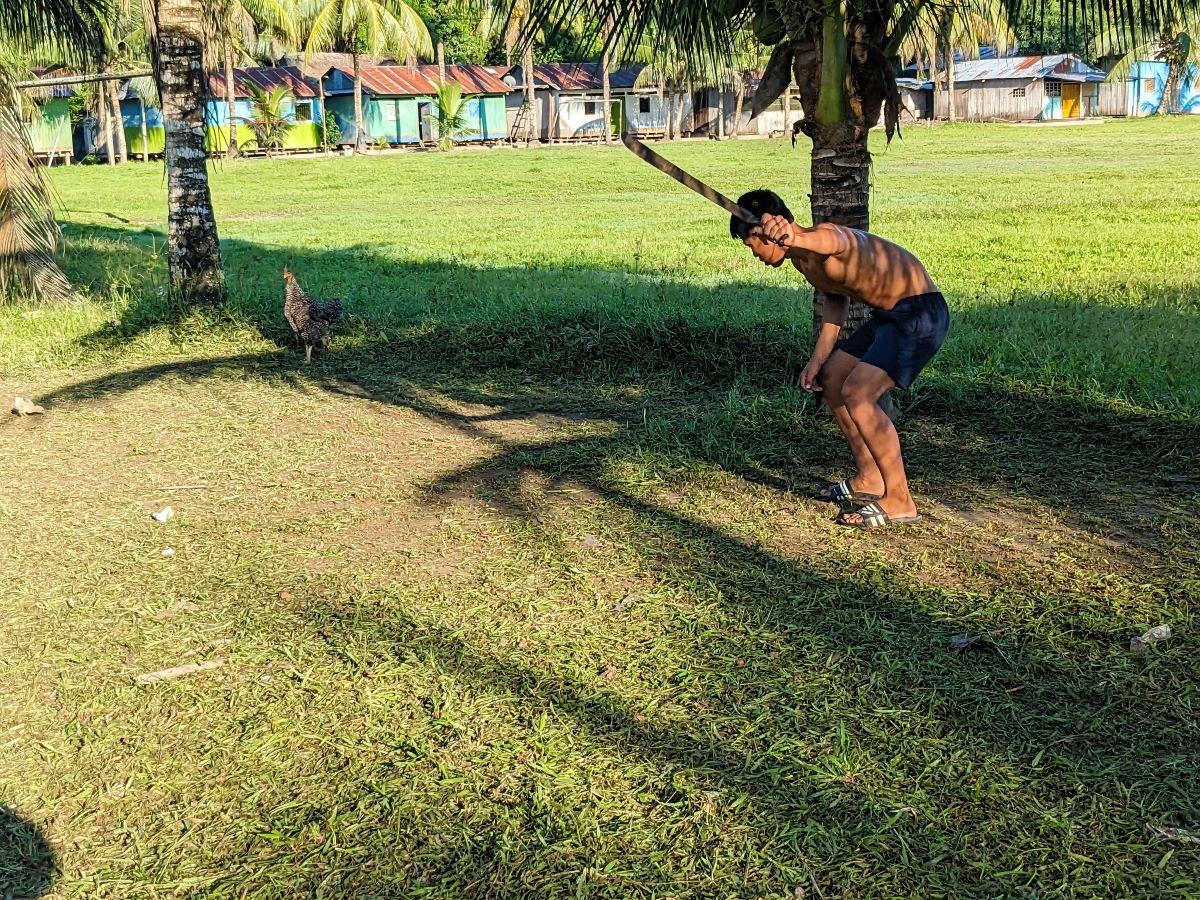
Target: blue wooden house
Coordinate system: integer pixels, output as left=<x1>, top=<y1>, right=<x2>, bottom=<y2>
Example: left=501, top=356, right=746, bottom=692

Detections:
left=205, top=66, right=325, bottom=151
left=322, top=64, right=509, bottom=146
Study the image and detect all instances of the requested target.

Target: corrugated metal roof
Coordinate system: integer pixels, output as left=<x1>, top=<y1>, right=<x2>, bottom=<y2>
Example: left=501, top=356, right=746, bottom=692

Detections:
left=356, top=65, right=439, bottom=95
left=285, top=52, right=399, bottom=79
left=510, top=62, right=646, bottom=92
left=208, top=65, right=318, bottom=99
left=29, top=68, right=74, bottom=97
left=327, top=64, right=512, bottom=96
left=417, top=64, right=510, bottom=94
left=952, top=53, right=1105, bottom=83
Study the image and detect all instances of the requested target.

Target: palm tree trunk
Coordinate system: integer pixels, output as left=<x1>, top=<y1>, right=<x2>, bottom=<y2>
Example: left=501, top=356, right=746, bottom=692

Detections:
left=224, top=38, right=238, bottom=158
left=731, top=74, right=745, bottom=138
left=139, top=96, right=149, bottom=161
left=353, top=50, right=368, bottom=152
left=152, top=0, right=225, bottom=304
left=522, top=43, right=536, bottom=143
left=106, top=73, right=128, bottom=162
left=97, top=84, right=115, bottom=164
left=319, top=79, right=329, bottom=155
left=601, top=48, right=611, bottom=143
left=1163, top=60, right=1182, bottom=114
left=940, top=24, right=956, bottom=122
left=684, top=77, right=695, bottom=133
left=437, top=41, right=445, bottom=83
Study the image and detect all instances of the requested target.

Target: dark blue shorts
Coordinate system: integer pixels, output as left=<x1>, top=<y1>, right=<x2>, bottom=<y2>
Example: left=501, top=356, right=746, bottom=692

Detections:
left=837, top=291, right=949, bottom=389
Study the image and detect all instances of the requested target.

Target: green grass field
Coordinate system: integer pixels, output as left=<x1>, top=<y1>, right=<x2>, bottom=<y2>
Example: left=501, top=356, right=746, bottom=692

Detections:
left=1, top=119, right=1198, bottom=898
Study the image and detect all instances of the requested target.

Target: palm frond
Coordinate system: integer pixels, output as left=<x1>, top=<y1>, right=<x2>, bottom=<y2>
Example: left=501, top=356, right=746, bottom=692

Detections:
left=0, top=80, right=71, bottom=303
left=0, top=0, right=109, bottom=63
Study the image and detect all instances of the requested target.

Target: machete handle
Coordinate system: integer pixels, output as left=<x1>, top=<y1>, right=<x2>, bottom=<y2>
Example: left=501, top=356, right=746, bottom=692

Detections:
left=749, top=220, right=790, bottom=249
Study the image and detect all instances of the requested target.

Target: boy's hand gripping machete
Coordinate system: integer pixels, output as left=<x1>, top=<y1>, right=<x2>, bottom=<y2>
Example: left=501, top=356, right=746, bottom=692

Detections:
left=620, top=132, right=788, bottom=247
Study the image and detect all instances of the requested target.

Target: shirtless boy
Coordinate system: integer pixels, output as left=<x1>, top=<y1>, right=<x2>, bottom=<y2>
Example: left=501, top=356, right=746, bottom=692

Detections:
left=732, top=190, right=949, bottom=529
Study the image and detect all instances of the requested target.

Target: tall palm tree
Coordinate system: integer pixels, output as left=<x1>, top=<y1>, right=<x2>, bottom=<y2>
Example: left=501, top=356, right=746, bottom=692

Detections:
left=1099, top=9, right=1200, bottom=113
left=518, top=0, right=1192, bottom=336
left=208, top=0, right=296, bottom=158
left=898, top=0, right=1014, bottom=121
left=298, top=0, right=432, bottom=153
left=0, top=0, right=107, bottom=301
left=143, top=0, right=226, bottom=304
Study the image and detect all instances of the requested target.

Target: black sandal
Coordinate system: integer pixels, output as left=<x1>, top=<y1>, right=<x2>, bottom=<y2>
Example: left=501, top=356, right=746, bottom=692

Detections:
left=816, top=479, right=882, bottom=505
left=836, top=501, right=922, bottom=529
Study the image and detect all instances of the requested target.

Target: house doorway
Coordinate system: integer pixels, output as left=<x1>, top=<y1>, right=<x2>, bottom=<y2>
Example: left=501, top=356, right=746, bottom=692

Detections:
left=1062, top=83, right=1081, bottom=118
left=418, top=102, right=433, bottom=143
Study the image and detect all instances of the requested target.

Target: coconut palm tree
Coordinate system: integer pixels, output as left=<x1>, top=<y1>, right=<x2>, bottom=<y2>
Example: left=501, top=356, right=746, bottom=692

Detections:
left=517, top=0, right=1193, bottom=336
left=426, top=78, right=476, bottom=148
left=240, top=82, right=294, bottom=154
left=1099, top=9, right=1200, bottom=113
left=208, top=0, right=296, bottom=158
left=898, top=0, right=1014, bottom=121
left=298, top=0, right=432, bottom=153
left=143, top=0, right=226, bottom=304
left=0, top=0, right=107, bottom=301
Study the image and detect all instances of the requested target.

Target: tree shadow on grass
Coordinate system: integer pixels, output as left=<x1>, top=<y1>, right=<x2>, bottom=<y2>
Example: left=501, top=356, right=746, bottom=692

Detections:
left=42, top=228, right=1200, bottom=538
left=0, top=806, right=56, bottom=898
left=35, top=226, right=1200, bottom=894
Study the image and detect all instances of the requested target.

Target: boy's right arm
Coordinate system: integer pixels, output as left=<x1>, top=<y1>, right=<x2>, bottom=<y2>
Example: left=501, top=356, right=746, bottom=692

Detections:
left=800, top=295, right=848, bottom=392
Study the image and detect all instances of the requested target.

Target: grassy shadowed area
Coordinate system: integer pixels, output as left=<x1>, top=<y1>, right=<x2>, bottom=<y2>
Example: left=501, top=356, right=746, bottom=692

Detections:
left=1, top=119, right=1198, bottom=898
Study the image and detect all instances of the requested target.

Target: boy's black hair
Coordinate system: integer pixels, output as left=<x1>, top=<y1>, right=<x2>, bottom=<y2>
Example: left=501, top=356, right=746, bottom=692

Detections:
left=730, top=189, right=794, bottom=240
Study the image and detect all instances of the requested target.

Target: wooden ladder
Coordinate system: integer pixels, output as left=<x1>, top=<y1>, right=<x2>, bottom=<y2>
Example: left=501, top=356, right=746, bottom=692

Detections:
left=510, top=101, right=533, bottom=144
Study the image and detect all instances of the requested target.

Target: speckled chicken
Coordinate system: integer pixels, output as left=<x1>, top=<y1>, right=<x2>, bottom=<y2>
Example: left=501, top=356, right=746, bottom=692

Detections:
left=283, top=268, right=342, bottom=363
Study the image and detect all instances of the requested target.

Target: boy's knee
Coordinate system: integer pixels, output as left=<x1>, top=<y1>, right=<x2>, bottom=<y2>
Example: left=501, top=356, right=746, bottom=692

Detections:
left=841, top=377, right=875, bottom=408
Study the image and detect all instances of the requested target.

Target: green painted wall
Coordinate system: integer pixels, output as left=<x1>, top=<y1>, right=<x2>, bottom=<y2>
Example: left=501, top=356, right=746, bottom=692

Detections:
left=204, top=122, right=321, bottom=152
left=126, top=126, right=165, bottom=155
left=125, top=123, right=321, bottom=155
left=25, top=97, right=72, bottom=153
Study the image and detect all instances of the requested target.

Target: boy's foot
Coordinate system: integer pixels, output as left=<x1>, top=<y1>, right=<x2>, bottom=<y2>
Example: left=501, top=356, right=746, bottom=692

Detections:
left=836, top=500, right=921, bottom=529
left=815, top=477, right=884, bottom=504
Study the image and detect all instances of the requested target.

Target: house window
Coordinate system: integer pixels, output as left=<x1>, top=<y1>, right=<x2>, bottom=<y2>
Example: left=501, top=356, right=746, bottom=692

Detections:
left=1046, top=80, right=1062, bottom=96
left=1144, top=77, right=1157, bottom=93
left=1011, top=87, right=1025, bottom=98
left=294, top=101, right=313, bottom=122
left=638, top=96, right=651, bottom=113
left=584, top=101, right=598, bottom=115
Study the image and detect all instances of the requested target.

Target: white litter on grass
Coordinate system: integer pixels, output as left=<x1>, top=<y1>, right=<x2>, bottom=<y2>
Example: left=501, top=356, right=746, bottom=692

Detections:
left=151, top=506, right=173, bottom=523
left=1131, top=624, right=1172, bottom=656
left=161, top=548, right=175, bottom=557
left=135, top=659, right=225, bottom=683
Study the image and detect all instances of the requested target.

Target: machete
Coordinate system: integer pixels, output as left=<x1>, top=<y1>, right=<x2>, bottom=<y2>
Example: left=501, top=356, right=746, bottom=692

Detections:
left=620, top=132, right=787, bottom=246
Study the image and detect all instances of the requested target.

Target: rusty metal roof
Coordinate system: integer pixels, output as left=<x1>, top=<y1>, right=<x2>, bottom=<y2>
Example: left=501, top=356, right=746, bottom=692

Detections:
left=208, top=66, right=318, bottom=99
left=354, top=65, right=439, bottom=95
left=417, top=64, right=510, bottom=94
left=510, top=62, right=646, bottom=92
left=952, top=54, right=1105, bottom=83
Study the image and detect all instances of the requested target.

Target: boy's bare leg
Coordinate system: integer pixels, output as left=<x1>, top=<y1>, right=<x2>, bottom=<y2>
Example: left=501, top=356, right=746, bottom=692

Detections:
left=819, top=350, right=885, bottom=496
left=838, top=361, right=917, bottom=520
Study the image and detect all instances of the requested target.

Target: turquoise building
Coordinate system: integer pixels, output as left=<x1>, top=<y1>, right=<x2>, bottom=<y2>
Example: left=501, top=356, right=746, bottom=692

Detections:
left=322, top=64, right=509, bottom=146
